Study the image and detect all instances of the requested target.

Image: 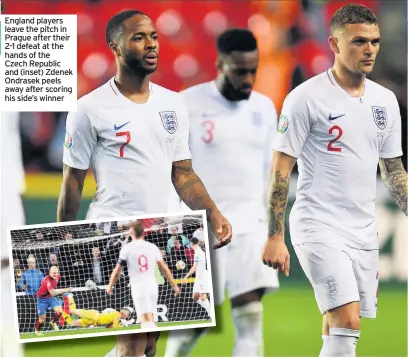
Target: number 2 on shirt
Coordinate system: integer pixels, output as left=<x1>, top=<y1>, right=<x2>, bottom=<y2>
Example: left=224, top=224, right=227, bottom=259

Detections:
left=327, top=125, right=343, bottom=152
left=116, top=131, right=131, bottom=157
left=138, top=254, right=148, bottom=272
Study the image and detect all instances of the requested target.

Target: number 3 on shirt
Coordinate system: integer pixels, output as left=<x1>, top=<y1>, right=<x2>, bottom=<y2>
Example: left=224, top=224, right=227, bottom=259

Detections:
left=201, top=120, right=214, bottom=143
left=138, top=254, right=148, bottom=272
left=116, top=131, right=131, bottom=157
left=328, top=125, right=343, bottom=152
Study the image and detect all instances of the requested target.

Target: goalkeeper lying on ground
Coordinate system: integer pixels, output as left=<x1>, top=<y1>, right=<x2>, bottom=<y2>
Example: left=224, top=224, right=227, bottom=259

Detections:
left=64, top=307, right=134, bottom=329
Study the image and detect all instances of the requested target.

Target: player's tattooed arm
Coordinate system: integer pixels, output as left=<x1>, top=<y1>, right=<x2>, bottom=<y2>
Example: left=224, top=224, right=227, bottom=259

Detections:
left=267, top=171, right=290, bottom=236
left=57, top=164, right=87, bottom=221
left=171, top=159, right=217, bottom=215
left=267, top=151, right=297, bottom=238
left=379, top=157, right=408, bottom=215
left=172, top=159, right=232, bottom=247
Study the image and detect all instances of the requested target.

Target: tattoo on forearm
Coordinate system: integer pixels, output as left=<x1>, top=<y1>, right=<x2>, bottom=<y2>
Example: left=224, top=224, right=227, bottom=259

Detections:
left=379, top=158, right=408, bottom=215
left=267, top=171, right=290, bottom=237
left=172, top=160, right=216, bottom=213
left=57, top=165, right=85, bottom=222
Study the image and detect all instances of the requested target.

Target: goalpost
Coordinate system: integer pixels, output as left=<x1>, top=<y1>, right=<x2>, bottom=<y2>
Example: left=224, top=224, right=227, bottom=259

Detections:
left=10, top=214, right=211, bottom=334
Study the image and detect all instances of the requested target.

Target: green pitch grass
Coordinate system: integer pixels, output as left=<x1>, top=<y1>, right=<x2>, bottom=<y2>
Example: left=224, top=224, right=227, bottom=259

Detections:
left=22, top=320, right=211, bottom=340
left=24, top=282, right=407, bottom=357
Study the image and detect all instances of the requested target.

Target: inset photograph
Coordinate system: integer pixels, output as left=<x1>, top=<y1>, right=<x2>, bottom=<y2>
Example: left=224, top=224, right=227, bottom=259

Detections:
left=8, top=211, right=215, bottom=343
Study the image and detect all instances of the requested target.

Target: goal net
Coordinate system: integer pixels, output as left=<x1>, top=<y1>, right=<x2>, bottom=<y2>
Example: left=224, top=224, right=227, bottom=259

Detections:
left=10, top=213, right=211, bottom=335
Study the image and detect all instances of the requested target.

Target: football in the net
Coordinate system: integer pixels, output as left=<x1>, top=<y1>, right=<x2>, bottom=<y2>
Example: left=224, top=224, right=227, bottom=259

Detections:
left=176, top=260, right=186, bottom=270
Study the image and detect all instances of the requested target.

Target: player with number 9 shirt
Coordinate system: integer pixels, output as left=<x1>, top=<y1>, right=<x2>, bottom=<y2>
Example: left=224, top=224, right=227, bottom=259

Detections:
left=106, top=221, right=180, bottom=330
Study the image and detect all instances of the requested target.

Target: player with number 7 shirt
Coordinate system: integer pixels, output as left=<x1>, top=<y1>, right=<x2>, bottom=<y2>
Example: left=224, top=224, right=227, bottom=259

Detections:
left=262, top=3, right=407, bottom=358
left=57, top=9, right=232, bottom=357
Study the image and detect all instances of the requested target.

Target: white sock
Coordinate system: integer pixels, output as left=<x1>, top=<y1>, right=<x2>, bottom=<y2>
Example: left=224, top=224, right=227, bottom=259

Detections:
left=164, top=328, right=208, bottom=357
left=232, top=301, right=263, bottom=357
left=328, top=328, right=360, bottom=357
left=319, top=335, right=330, bottom=357
left=197, top=299, right=211, bottom=316
left=105, top=346, right=117, bottom=357
left=141, top=321, right=156, bottom=329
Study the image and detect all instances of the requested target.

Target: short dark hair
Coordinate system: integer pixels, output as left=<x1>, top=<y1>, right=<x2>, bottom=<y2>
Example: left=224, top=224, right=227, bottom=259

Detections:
left=106, top=9, right=147, bottom=45
left=217, top=29, right=257, bottom=55
left=330, top=4, right=378, bottom=35
left=130, top=221, right=145, bottom=238
left=190, top=237, right=199, bottom=245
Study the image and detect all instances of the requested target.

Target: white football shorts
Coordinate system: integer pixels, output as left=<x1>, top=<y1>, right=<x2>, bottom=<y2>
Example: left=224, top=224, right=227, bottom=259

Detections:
left=131, top=285, right=159, bottom=317
left=209, top=224, right=280, bottom=305
left=294, top=241, right=379, bottom=318
left=192, top=276, right=210, bottom=294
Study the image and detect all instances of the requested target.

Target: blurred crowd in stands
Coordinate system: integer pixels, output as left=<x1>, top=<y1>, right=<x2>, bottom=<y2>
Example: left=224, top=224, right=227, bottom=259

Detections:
left=12, top=217, right=205, bottom=294
left=3, top=0, right=406, bottom=173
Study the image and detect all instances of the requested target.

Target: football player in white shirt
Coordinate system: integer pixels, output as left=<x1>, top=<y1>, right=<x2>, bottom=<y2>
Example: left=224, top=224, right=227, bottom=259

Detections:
left=57, top=9, right=232, bottom=358
left=191, top=222, right=204, bottom=246
left=1, top=112, right=26, bottom=357
left=262, top=4, right=407, bottom=357
left=181, top=237, right=211, bottom=316
left=106, top=220, right=180, bottom=334
left=165, top=29, right=279, bottom=357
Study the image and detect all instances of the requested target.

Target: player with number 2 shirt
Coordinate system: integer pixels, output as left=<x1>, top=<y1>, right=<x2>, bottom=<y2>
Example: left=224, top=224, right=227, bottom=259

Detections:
left=262, top=4, right=407, bottom=357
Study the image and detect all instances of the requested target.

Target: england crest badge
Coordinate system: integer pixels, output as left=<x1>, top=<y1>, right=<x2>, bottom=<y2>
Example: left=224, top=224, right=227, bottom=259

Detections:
left=371, top=106, right=388, bottom=130
left=160, top=111, right=178, bottom=134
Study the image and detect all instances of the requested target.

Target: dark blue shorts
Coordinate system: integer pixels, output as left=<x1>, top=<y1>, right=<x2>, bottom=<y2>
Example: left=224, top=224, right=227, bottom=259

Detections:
left=37, top=297, right=61, bottom=316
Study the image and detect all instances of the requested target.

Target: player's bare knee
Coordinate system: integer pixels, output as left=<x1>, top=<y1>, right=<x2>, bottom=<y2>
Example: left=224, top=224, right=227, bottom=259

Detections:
left=192, top=293, right=199, bottom=301
left=54, top=306, right=63, bottom=314
left=328, top=303, right=361, bottom=330
left=231, top=288, right=264, bottom=308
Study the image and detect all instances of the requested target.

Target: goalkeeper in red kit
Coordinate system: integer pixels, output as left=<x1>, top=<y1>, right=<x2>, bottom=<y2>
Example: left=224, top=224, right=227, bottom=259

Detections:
left=34, top=266, right=71, bottom=336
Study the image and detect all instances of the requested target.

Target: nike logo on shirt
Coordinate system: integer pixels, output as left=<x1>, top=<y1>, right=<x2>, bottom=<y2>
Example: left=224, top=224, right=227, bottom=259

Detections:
left=328, top=114, right=345, bottom=121
left=114, top=121, right=130, bottom=130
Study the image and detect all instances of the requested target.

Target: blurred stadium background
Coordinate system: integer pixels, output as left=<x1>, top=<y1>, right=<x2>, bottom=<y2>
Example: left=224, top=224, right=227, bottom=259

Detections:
left=3, top=0, right=407, bottom=356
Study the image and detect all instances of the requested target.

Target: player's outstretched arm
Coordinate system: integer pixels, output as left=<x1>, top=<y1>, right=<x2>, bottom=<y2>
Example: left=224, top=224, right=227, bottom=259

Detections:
left=379, top=157, right=408, bottom=215
left=262, top=150, right=297, bottom=276
left=157, top=260, right=180, bottom=296
left=171, top=159, right=232, bottom=248
left=49, top=287, right=72, bottom=296
left=57, top=164, right=87, bottom=221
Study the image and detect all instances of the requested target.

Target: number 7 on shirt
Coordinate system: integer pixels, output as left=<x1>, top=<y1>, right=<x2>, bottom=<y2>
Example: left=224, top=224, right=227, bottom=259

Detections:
left=116, top=131, right=131, bottom=157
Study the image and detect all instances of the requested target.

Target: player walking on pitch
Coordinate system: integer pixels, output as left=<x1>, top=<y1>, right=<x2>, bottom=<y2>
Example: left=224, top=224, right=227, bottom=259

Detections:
left=165, top=29, right=279, bottom=357
left=181, top=237, right=212, bottom=317
left=106, top=221, right=180, bottom=329
left=262, top=4, right=407, bottom=357
left=57, top=9, right=232, bottom=357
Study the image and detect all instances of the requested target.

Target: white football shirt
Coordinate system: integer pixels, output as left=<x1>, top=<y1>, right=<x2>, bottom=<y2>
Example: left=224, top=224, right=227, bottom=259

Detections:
left=179, top=81, right=278, bottom=234
left=119, top=239, right=163, bottom=292
left=1, top=112, right=25, bottom=259
left=63, top=78, right=191, bottom=219
left=194, top=247, right=207, bottom=279
left=273, top=69, right=403, bottom=249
